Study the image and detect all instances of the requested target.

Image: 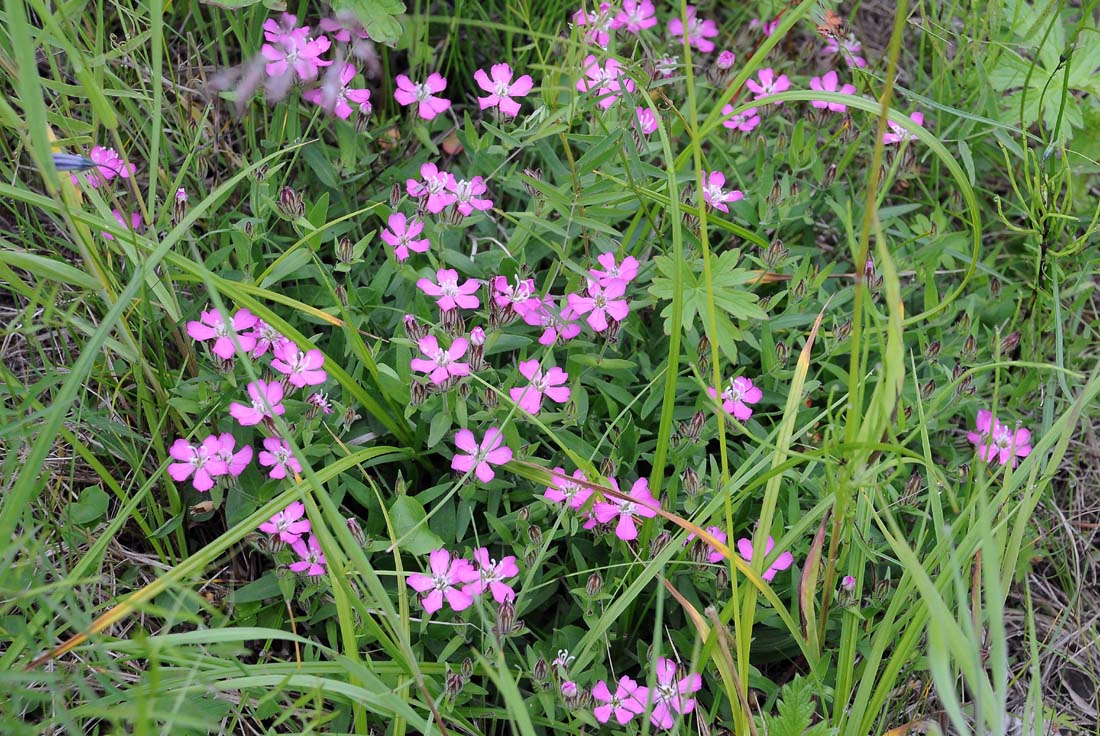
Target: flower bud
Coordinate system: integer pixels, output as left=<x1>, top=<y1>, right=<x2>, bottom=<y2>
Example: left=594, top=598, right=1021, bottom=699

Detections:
left=496, top=599, right=516, bottom=635
left=173, top=187, right=188, bottom=225
left=527, top=524, right=543, bottom=546
left=277, top=185, right=305, bottom=219
left=524, top=546, right=538, bottom=568
left=959, top=462, right=970, bottom=481
left=469, top=325, right=486, bottom=346
left=775, top=341, right=789, bottom=365
left=765, top=238, right=787, bottom=268
left=389, top=181, right=403, bottom=208
left=999, top=331, right=1020, bottom=355
left=925, top=340, right=941, bottom=361
left=822, top=162, right=837, bottom=188
left=560, top=680, right=578, bottom=697
left=456, top=380, right=470, bottom=400
left=696, top=334, right=710, bottom=363
left=410, top=380, right=427, bottom=406
left=522, top=167, right=542, bottom=197
left=445, top=668, right=465, bottom=698
left=921, top=378, right=936, bottom=399
left=902, top=471, right=922, bottom=505
left=347, top=517, right=367, bottom=546
left=789, top=180, right=801, bottom=200
left=962, top=334, right=978, bottom=359
left=533, top=656, right=549, bottom=682
left=585, top=572, right=602, bottom=597
left=767, top=179, right=783, bottom=206
left=604, top=319, right=622, bottom=345
left=461, top=656, right=474, bottom=679
left=793, top=279, right=806, bottom=298
left=680, top=467, right=700, bottom=497
left=837, top=318, right=852, bottom=341
left=600, top=457, right=615, bottom=479
left=242, top=219, right=255, bottom=239
left=481, top=387, right=498, bottom=410
left=442, top=308, right=464, bottom=337
left=335, top=284, right=348, bottom=308
left=715, top=566, right=729, bottom=588
left=336, top=236, right=355, bottom=264
left=989, top=276, right=1001, bottom=299
left=445, top=203, right=465, bottom=226
left=650, top=531, right=672, bottom=556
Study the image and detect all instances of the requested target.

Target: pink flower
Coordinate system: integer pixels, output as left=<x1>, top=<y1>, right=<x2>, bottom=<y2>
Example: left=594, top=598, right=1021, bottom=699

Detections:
left=261, top=32, right=332, bottom=81
left=654, top=55, right=679, bottom=78
left=290, top=534, right=326, bottom=576
left=258, top=437, right=302, bottom=480
left=668, top=5, right=719, bottom=53
left=393, top=73, right=451, bottom=120
left=318, top=14, right=371, bottom=43
left=302, top=61, right=372, bottom=119
left=561, top=680, right=579, bottom=697
left=474, top=63, right=533, bottom=117
left=491, top=275, right=538, bottom=316
left=883, top=111, right=924, bottom=144
left=593, top=478, right=660, bottom=541
left=451, top=427, right=513, bottom=482
left=648, top=657, right=702, bottom=729
left=721, top=103, right=761, bottom=133
left=229, top=380, right=286, bottom=426
left=259, top=501, right=311, bottom=544
left=614, top=0, right=657, bottom=33
left=262, top=13, right=304, bottom=43
left=745, top=67, right=791, bottom=103
left=736, top=535, right=795, bottom=581
left=446, top=177, right=493, bottom=216
left=545, top=468, right=594, bottom=509
left=966, top=409, right=1032, bottom=467
left=380, top=212, right=430, bottom=261
left=749, top=17, right=779, bottom=36
left=271, top=342, right=327, bottom=388
left=417, top=269, right=481, bottom=311
left=635, top=107, right=659, bottom=135
left=592, top=676, right=647, bottom=725
left=211, top=433, right=253, bottom=478
left=101, top=209, right=143, bottom=241
left=167, top=435, right=222, bottom=492
left=567, top=280, right=630, bottom=332
left=573, top=3, right=615, bottom=47
left=707, top=376, right=763, bottom=420
left=187, top=308, right=259, bottom=360
left=410, top=335, right=470, bottom=385
left=406, top=548, right=480, bottom=613
left=407, top=163, right=457, bottom=213
left=841, top=574, right=857, bottom=591
left=247, top=320, right=290, bottom=358
left=465, top=547, right=520, bottom=603
left=576, top=55, right=635, bottom=109
left=522, top=295, right=583, bottom=345
left=308, top=391, right=334, bottom=414
left=810, top=70, right=856, bottom=112
left=823, top=35, right=868, bottom=68
left=716, top=50, right=736, bottom=69
left=701, top=171, right=744, bottom=213
left=589, top=251, right=640, bottom=288
left=509, top=360, right=570, bottom=414
left=683, top=525, right=728, bottom=563
left=70, top=146, right=135, bottom=187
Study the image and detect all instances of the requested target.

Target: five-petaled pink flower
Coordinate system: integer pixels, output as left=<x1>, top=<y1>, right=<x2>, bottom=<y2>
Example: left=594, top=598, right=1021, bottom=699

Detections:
left=573, top=3, right=615, bottom=47
left=290, top=534, right=326, bottom=576
left=417, top=269, right=481, bottom=312
left=635, top=107, right=659, bottom=135
left=211, top=433, right=253, bottom=478
left=406, top=548, right=480, bottom=613
left=568, top=280, right=630, bottom=332
left=229, top=379, right=287, bottom=426
left=259, top=501, right=312, bottom=544
left=451, top=427, right=513, bottom=482
left=576, top=55, right=636, bottom=109
left=187, top=308, right=259, bottom=360
left=684, top=525, right=728, bottom=564
left=589, top=251, right=640, bottom=288
left=380, top=212, right=430, bottom=261
left=736, top=534, right=795, bottom=581
left=271, top=341, right=327, bottom=388
left=258, top=437, right=302, bottom=479
left=593, top=477, right=660, bottom=541
left=101, top=209, right=144, bottom=241
left=592, top=676, right=648, bottom=725
left=465, top=547, right=520, bottom=603
left=707, top=376, right=763, bottom=420
left=648, top=658, right=702, bottom=729
left=522, top=295, right=583, bottom=346
left=668, top=5, right=719, bottom=53
left=410, top=335, right=470, bottom=386
left=883, top=111, right=924, bottom=144
left=721, top=103, right=761, bottom=133
left=247, top=319, right=289, bottom=358
left=701, top=171, right=744, bottom=213
left=262, top=30, right=332, bottom=81
left=167, top=435, right=223, bottom=492
left=70, top=146, right=135, bottom=187
left=967, top=409, right=1032, bottom=467
left=407, top=163, right=457, bottom=213
left=824, top=35, right=868, bottom=68
left=446, top=177, right=493, bottom=216
left=303, top=61, right=372, bottom=119
left=474, top=63, right=533, bottom=117
left=615, top=0, right=657, bottom=33
left=393, top=73, right=452, bottom=120
left=492, top=275, right=538, bottom=317
left=510, top=360, right=570, bottom=415
left=545, top=467, right=594, bottom=510
left=745, top=67, right=791, bottom=103
left=810, top=70, right=856, bottom=112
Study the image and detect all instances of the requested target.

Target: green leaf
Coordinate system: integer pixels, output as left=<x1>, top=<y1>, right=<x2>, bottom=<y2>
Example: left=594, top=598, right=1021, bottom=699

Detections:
left=66, top=486, right=109, bottom=526
left=389, top=495, right=444, bottom=555
left=331, top=0, right=406, bottom=45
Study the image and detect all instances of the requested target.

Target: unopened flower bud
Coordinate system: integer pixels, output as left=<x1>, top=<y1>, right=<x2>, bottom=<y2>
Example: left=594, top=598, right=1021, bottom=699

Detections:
left=533, top=656, right=549, bottom=682
left=496, top=599, right=516, bottom=635
left=604, top=319, right=622, bottom=345
left=765, top=238, right=787, bottom=268
left=775, top=341, right=789, bottom=365
left=337, top=236, right=355, bottom=264
left=445, top=203, right=465, bottom=226
left=902, top=471, right=922, bottom=505
left=390, top=181, right=403, bottom=208
left=345, top=516, right=367, bottom=547
left=680, top=467, right=700, bottom=497
left=650, top=531, right=672, bottom=556
left=585, top=572, right=602, bottom=597
left=242, top=219, right=255, bottom=239
left=715, top=566, right=729, bottom=588
left=445, top=668, right=465, bottom=698
left=461, top=656, right=474, bottom=679
left=793, top=279, right=806, bottom=298
left=962, top=334, right=978, bottom=360
left=469, top=325, right=486, bottom=346
left=921, top=378, right=936, bottom=399
left=409, top=380, right=427, bottom=406
left=959, top=462, right=970, bottom=481
left=822, top=163, right=837, bottom=188
left=404, top=314, right=427, bottom=341
left=522, top=167, right=542, bottom=197
left=527, top=524, right=542, bottom=546
left=442, top=308, right=464, bottom=336
left=925, top=340, right=941, bottom=361
left=524, top=546, right=538, bottom=568
left=789, top=180, right=801, bottom=200
left=989, top=276, right=1001, bottom=299
left=696, top=334, right=710, bottom=363
left=767, top=179, right=783, bottom=206
left=956, top=312, right=971, bottom=331
left=837, top=318, right=852, bottom=341
left=335, top=284, right=348, bottom=308
left=999, top=331, right=1020, bottom=355
left=172, top=187, right=188, bottom=225
left=560, top=680, right=578, bottom=697
left=682, top=211, right=699, bottom=231
left=600, top=457, right=615, bottom=479
left=456, top=380, right=470, bottom=400
left=481, top=387, right=498, bottom=410
left=277, top=185, right=305, bottom=219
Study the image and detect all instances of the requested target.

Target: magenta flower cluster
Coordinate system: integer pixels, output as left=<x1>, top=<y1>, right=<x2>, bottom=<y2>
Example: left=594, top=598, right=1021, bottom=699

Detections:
left=591, top=658, right=702, bottom=729
left=406, top=547, right=519, bottom=614
left=257, top=501, right=326, bottom=577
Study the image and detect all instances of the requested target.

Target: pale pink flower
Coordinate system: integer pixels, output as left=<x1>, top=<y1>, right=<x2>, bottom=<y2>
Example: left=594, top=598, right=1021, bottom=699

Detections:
left=492, top=275, right=538, bottom=317
left=271, top=342, right=327, bottom=388
left=589, top=251, right=640, bottom=287
left=736, top=534, right=795, bottom=581
left=262, top=13, right=305, bottom=43
left=592, top=676, right=647, bottom=725
left=406, top=163, right=457, bottom=213
left=290, top=534, right=326, bottom=576
left=406, top=548, right=480, bottom=613
left=410, top=335, right=470, bottom=385
left=576, top=55, right=635, bottom=109
left=967, top=409, right=1032, bottom=467
left=465, top=547, right=520, bottom=603
left=701, top=170, right=744, bottom=213
left=302, top=61, right=371, bottom=119
left=707, top=376, right=763, bottom=420
left=721, top=103, right=761, bottom=133
left=545, top=467, right=594, bottom=509
left=229, top=380, right=286, bottom=426
left=823, top=35, right=868, bottom=68
left=573, top=3, right=615, bottom=47
left=716, top=50, right=736, bottom=69
left=70, top=146, right=135, bottom=187
left=380, top=212, right=430, bottom=261
left=883, top=111, right=925, bottom=144
left=417, top=269, right=481, bottom=311
left=568, top=280, right=629, bottom=332
left=683, top=525, right=728, bottom=564
left=748, top=17, right=779, bottom=36
left=259, top=501, right=311, bottom=544
left=745, top=67, right=791, bottom=103
left=167, top=435, right=222, bottom=492
left=593, top=478, right=660, bottom=541
left=522, top=295, right=583, bottom=346
left=635, top=107, right=659, bottom=135
left=668, top=5, right=719, bottom=53
left=810, top=70, right=856, bottom=112
left=648, top=657, right=702, bottom=729
left=451, top=427, right=513, bottom=482
left=474, top=63, right=533, bottom=117
left=101, top=209, right=143, bottom=241
left=211, top=433, right=253, bottom=478
left=446, top=177, right=493, bottom=216
left=187, top=308, right=259, bottom=359
left=614, top=0, right=657, bottom=33
left=258, top=437, right=301, bottom=479
left=247, top=320, right=290, bottom=358
left=841, top=574, right=857, bottom=591
left=393, top=73, right=451, bottom=120
left=261, top=32, right=332, bottom=81
left=654, top=55, right=679, bottom=78
left=509, top=360, right=570, bottom=414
